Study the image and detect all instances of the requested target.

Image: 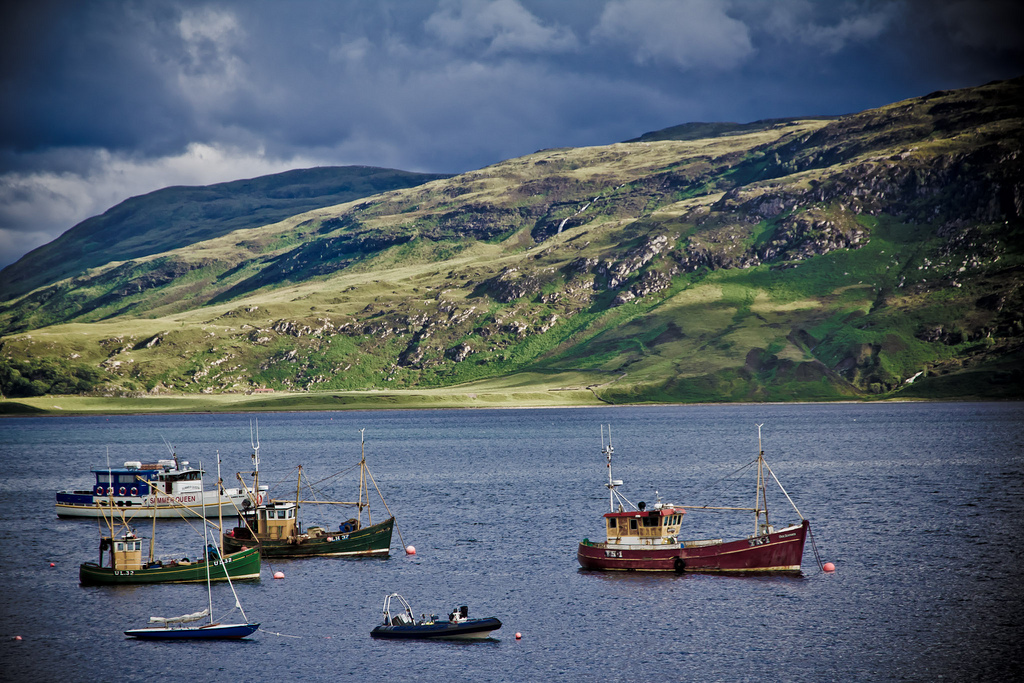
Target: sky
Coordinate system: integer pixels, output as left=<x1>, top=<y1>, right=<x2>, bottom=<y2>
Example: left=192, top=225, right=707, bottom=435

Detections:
left=1, top=0, right=1021, bottom=271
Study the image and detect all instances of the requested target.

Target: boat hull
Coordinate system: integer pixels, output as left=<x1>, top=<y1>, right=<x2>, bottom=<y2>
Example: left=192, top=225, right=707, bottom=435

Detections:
left=79, top=547, right=261, bottom=585
left=577, top=520, right=809, bottom=573
left=57, top=489, right=245, bottom=519
left=223, top=517, right=394, bottom=558
left=371, top=618, right=502, bottom=640
left=125, top=622, right=259, bottom=639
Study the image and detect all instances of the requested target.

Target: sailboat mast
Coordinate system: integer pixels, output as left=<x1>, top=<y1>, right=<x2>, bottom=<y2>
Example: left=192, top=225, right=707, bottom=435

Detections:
left=150, top=481, right=157, bottom=563
left=205, top=529, right=214, bottom=626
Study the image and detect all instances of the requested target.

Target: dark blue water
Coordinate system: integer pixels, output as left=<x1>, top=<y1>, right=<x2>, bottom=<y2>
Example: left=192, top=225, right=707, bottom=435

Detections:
left=1, top=403, right=1022, bottom=681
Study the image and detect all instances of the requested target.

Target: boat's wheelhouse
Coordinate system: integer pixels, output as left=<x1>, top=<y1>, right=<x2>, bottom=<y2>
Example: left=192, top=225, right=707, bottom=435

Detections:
left=251, top=502, right=298, bottom=540
left=604, top=504, right=684, bottom=546
left=154, top=462, right=203, bottom=495
left=105, top=533, right=144, bottom=570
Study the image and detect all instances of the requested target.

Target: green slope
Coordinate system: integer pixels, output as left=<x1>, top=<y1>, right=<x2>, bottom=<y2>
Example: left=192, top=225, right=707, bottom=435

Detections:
left=0, top=165, right=451, bottom=301
left=1, top=77, right=1022, bottom=410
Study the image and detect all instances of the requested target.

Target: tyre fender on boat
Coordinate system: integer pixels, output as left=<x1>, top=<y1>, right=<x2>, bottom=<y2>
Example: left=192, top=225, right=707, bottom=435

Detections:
left=674, top=556, right=686, bottom=573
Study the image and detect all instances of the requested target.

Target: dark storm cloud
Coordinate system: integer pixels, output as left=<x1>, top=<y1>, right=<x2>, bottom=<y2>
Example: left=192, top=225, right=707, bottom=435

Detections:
left=0, top=0, right=1021, bottom=272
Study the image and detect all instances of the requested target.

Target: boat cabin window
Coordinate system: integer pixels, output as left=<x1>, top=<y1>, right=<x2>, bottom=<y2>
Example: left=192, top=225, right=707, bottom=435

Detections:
left=97, top=474, right=111, bottom=484
left=608, top=518, right=617, bottom=528
left=629, top=519, right=638, bottom=531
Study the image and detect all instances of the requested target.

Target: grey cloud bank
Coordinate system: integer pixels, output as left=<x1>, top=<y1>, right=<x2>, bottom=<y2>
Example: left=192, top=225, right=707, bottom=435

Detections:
left=1, top=0, right=1021, bottom=272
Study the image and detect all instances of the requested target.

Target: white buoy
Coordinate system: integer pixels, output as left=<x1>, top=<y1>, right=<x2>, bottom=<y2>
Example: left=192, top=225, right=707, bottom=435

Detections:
left=273, top=570, right=285, bottom=579
left=405, top=545, right=416, bottom=555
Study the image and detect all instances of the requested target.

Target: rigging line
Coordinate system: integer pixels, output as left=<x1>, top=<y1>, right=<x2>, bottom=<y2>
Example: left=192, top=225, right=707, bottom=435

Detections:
left=690, top=457, right=757, bottom=507
left=307, top=462, right=362, bottom=488
left=761, top=459, right=804, bottom=520
left=257, top=627, right=301, bottom=639
left=807, top=523, right=825, bottom=572
left=263, top=466, right=301, bottom=495
left=364, top=465, right=407, bottom=551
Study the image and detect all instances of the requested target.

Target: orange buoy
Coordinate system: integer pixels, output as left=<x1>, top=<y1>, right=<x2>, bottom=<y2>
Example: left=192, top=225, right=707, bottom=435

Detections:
left=15, top=636, right=22, bottom=641
left=823, top=562, right=836, bottom=572
left=406, top=545, right=416, bottom=555
left=273, top=571, right=285, bottom=579
left=515, top=632, right=522, bottom=640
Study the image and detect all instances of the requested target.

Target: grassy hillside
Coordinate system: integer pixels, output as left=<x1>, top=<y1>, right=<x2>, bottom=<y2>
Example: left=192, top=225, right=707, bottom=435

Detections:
left=1, top=78, right=1021, bottom=412
left=0, top=166, right=450, bottom=301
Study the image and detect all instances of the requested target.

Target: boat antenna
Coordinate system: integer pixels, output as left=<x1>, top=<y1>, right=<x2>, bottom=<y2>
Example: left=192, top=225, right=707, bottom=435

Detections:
left=601, top=425, right=635, bottom=512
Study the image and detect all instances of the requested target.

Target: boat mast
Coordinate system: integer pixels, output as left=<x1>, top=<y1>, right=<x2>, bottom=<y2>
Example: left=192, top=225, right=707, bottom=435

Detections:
left=295, top=464, right=303, bottom=532
left=103, top=447, right=116, bottom=568
left=199, top=465, right=214, bottom=626
left=359, top=428, right=370, bottom=526
left=755, top=424, right=770, bottom=535
left=603, top=425, right=616, bottom=512
left=250, top=419, right=261, bottom=505
left=217, top=451, right=224, bottom=555
left=149, top=479, right=157, bottom=563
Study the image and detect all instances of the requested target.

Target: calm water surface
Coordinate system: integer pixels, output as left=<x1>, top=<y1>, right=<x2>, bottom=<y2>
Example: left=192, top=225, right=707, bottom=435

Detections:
left=1, top=402, right=1022, bottom=681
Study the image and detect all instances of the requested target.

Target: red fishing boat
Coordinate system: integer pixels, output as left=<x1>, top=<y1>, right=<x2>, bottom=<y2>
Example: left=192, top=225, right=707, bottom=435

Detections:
left=577, top=425, right=809, bottom=573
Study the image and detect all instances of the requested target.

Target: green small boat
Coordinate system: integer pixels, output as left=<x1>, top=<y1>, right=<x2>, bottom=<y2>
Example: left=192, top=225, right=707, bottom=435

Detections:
left=223, top=426, right=399, bottom=559
left=79, top=533, right=261, bottom=585
left=224, top=512, right=394, bottom=558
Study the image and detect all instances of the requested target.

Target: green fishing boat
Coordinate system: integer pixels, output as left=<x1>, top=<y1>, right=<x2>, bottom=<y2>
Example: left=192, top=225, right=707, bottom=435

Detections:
left=223, top=426, right=399, bottom=559
left=79, top=536, right=261, bottom=585
left=80, top=452, right=261, bottom=586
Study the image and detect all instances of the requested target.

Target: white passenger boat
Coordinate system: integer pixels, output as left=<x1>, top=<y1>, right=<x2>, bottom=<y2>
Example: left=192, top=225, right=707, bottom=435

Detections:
left=56, top=455, right=254, bottom=519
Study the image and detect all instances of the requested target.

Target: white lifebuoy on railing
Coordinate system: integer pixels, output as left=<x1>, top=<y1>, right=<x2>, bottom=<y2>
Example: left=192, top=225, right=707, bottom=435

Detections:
left=256, top=493, right=265, bottom=505
left=119, top=487, right=126, bottom=496
left=95, top=485, right=104, bottom=496
left=131, top=487, right=138, bottom=496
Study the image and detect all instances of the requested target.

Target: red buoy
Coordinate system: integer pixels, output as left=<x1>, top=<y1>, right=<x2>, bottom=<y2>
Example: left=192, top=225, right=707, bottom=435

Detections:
left=823, top=562, right=836, bottom=572
left=405, top=545, right=416, bottom=555
left=273, top=571, right=285, bottom=579
left=49, top=562, right=55, bottom=567
left=515, top=632, right=522, bottom=640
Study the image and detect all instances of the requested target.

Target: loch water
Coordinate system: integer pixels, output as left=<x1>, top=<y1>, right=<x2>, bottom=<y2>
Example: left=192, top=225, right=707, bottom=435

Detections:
left=1, top=402, right=1022, bottom=682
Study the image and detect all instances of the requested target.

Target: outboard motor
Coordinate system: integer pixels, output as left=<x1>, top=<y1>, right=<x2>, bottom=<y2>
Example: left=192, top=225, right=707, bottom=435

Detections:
left=460, top=605, right=469, bottom=619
